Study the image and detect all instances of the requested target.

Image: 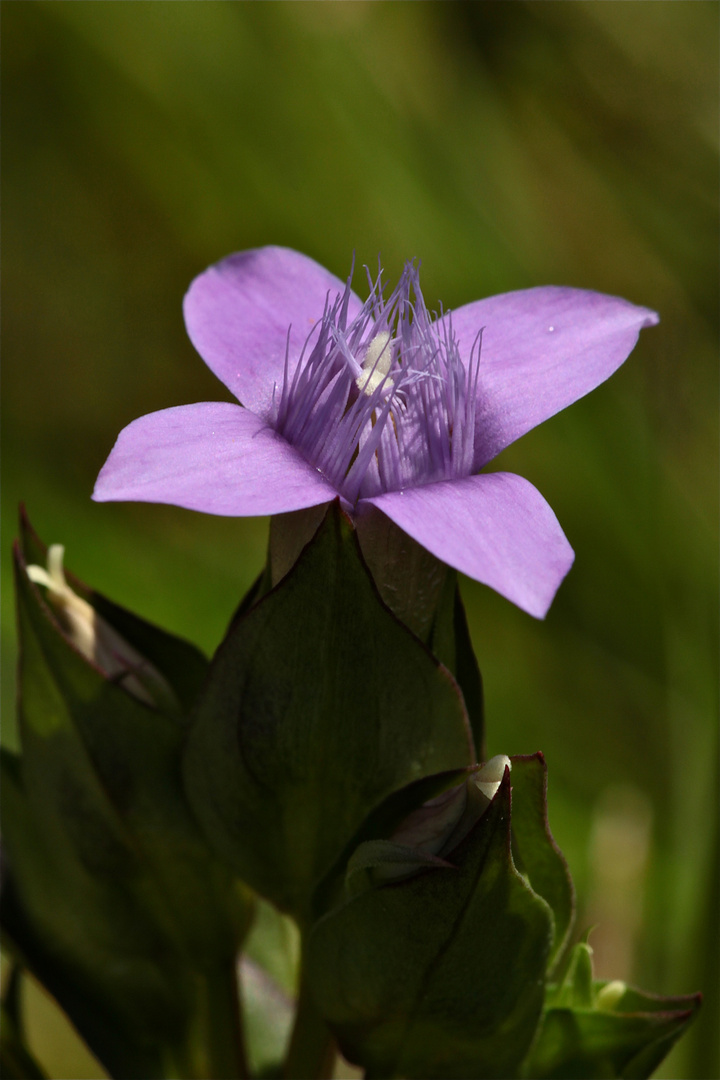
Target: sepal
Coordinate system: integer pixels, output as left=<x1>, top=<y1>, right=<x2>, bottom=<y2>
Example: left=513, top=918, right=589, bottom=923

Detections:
left=306, top=771, right=554, bottom=1079
left=510, top=754, right=575, bottom=974
left=271, top=507, right=484, bottom=752
left=429, top=569, right=485, bottom=755
left=184, top=502, right=475, bottom=923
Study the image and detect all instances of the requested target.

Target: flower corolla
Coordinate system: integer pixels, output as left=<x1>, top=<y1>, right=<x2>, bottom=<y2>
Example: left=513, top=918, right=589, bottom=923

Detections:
left=93, top=248, right=658, bottom=617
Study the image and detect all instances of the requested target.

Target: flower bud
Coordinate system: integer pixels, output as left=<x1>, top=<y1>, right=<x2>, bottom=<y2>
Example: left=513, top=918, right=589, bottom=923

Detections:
left=595, top=979, right=627, bottom=1011
left=474, top=754, right=512, bottom=801
left=26, top=544, right=177, bottom=711
left=388, top=781, right=468, bottom=858
left=364, top=755, right=512, bottom=885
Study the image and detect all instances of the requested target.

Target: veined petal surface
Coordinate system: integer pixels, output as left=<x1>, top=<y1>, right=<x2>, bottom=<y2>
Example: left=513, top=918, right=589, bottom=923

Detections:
left=93, top=403, right=338, bottom=516
left=444, top=287, right=659, bottom=466
left=362, top=472, right=574, bottom=619
left=183, top=246, right=364, bottom=418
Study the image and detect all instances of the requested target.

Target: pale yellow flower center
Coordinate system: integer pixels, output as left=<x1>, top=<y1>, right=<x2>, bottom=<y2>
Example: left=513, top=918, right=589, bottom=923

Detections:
left=356, top=331, right=394, bottom=396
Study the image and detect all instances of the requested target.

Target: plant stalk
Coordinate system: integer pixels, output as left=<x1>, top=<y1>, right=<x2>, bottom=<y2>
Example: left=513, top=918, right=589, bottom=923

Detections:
left=178, top=962, right=248, bottom=1080
left=283, top=968, right=336, bottom=1079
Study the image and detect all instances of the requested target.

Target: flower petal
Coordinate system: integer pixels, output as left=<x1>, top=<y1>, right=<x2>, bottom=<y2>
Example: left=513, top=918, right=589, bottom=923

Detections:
left=361, top=473, right=574, bottom=618
left=444, top=287, right=658, bottom=466
left=93, top=403, right=338, bottom=516
left=183, top=246, right=364, bottom=418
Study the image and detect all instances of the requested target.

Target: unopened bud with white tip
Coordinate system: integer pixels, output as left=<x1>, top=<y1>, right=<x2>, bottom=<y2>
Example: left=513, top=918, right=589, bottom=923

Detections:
left=474, top=754, right=512, bottom=801
left=27, top=544, right=178, bottom=711
left=360, top=755, right=513, bottom=885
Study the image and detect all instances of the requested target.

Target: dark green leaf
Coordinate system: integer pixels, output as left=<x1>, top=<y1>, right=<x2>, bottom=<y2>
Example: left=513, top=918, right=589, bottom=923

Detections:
left=509, top=754, right=574, bottom=973
left=1, top=752, right=175, bottom=1079
left=307, top=773, right=554, bottom=1079
left=4, top=536, right=252, bottom=1077
left=430, top=571, right=484, bottom=755
left=184, top=502, right=474, bottom=922
left=14, top=540, right=247, bottom=957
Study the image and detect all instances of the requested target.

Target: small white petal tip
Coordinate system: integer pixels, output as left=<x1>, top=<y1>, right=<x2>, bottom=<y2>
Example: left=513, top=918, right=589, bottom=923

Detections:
left=26, top=544, right=176, bottom=710
left=474, top=754, right=512, bottom=800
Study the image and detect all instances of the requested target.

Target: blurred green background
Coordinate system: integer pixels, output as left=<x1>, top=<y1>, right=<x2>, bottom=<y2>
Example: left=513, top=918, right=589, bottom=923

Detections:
left=2, top=3, right=717, bottom=1078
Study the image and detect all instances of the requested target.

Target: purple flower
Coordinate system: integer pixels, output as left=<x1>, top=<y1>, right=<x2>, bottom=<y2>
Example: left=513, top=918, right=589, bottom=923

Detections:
left=93, top=247, right=658, bottom=617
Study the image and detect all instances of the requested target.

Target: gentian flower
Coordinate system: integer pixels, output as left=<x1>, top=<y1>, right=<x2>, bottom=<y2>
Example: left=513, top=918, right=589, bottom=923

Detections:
left=93, top=247, right=657, bottom=617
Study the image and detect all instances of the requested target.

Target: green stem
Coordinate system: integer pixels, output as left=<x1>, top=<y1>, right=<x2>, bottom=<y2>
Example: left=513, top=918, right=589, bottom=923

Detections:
left=175, top=963, right=248, bottom=1080
left=283, top=969, right=336, bottom=1080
